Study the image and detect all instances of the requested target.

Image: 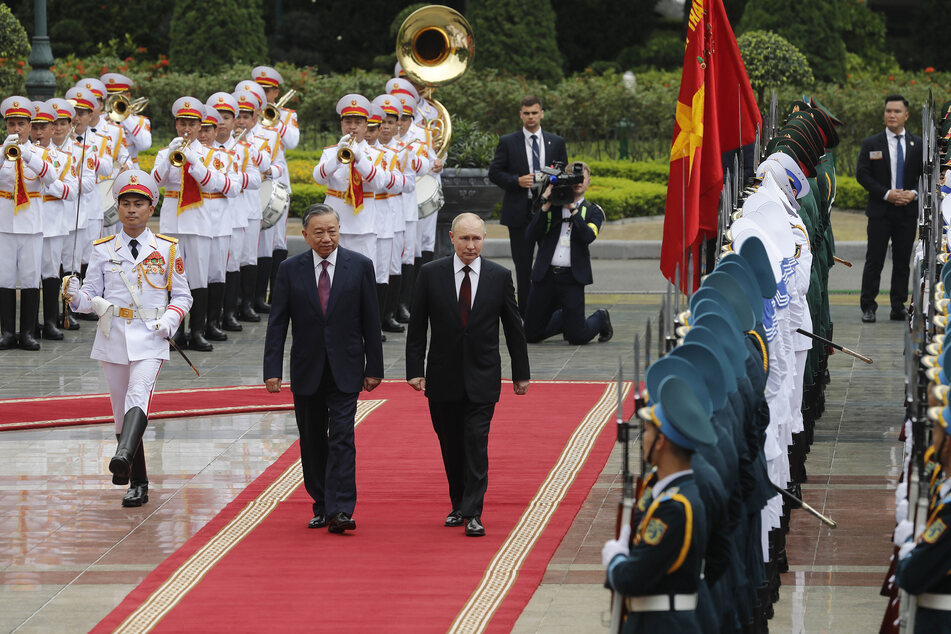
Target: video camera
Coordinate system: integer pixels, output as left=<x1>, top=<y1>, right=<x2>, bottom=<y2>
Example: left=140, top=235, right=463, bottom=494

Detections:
left=531, top=161, right=585, bottom=208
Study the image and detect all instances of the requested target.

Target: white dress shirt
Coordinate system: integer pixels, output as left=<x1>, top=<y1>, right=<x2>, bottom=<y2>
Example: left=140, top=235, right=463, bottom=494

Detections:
left=312, top=247, right=338, bottom=287
left=885, top=127, right=908, bottom=197
left=523, top=127, right=545, bottom=199
left=453, top=253, right=480, bottom=307
left=550, top=199, right=584, bottom=267
left=651, top=469, right=694, bottom=499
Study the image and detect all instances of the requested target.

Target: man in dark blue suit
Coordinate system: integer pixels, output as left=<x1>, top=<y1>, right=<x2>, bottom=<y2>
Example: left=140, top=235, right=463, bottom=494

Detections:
left=523, top=162, right=612, bottom=345
left=264, top=204, right=384, bottom=534
left=488, top=96, right=568, bottom=315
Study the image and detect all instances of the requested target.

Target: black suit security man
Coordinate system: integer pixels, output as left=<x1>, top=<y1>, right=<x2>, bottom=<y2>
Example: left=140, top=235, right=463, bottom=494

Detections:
left=488, top=96, right=568, bottom=315
left=524, top=161, right=613, bottom=345
left=264, top=204, right=384, bottom=534
left=405, top=212, right=531, bottom=537
left=856, top=94, right=923, bottom=323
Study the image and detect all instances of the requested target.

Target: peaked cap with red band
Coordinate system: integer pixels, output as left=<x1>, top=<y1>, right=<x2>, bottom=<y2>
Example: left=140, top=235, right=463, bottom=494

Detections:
left=64, top=87, right=97, bottom=111
left=113, top=169, right=159, bottom=203
left=336, top=94, right=371, bottom=119
left=100, top=73, right=134, bottom=93
left=1, top=96, right=34, bottom=119
left=171, top=96, right=204, bottom=120
left=252, top=66, right=283, bottom=88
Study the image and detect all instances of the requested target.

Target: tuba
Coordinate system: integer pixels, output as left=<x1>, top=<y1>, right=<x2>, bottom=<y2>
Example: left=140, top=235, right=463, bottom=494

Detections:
left=396, top=5, right=473, bottom=159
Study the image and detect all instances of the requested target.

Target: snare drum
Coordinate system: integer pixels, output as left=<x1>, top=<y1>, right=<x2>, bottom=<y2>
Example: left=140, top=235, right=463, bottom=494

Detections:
left=260, top=180, right=290, bottom=229
left=99, top=178, right=119, bottom=227
left=416, top=174, right=444, bottom=219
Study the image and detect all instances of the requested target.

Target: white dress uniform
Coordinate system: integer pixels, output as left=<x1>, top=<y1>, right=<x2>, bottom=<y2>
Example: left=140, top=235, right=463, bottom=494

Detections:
left=200, top=111, right=241, bottom=287
left=232, top=91, right=272, bottom=268
left=414, top=104, right=442, bottom=253
left=250, top=121, right=285, bottom=258
left=396, top=130, right=431, bottom=264
left=33, top=102, right=78, bottom=281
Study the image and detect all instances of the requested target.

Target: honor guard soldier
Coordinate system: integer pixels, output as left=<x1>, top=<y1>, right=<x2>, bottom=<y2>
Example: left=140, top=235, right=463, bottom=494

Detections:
left=76, top=77, right=130, bottom=178
left=152, top=97, right=231, bottom=352
left=63, top=170, right=192, bottom=507
left=252, top=65, right=299, bottom=299
left=100, top=72, right=152, bottom=169
left=33, top=100, right=78, bottom=341
left=197, top=106, right=240, bottom=342
left=313, top=94, right=385, bottom=262
left=231, top=89, right=273, bottom=323
left=0, top=96, right=59, bottom=350
left=237, top=79, right=284, bottom=314
left=602, top=375, right=716, bottom=633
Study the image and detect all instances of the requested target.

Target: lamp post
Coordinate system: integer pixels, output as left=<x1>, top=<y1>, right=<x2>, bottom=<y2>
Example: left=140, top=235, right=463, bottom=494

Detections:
left=25, top=0, right=55, bottom=101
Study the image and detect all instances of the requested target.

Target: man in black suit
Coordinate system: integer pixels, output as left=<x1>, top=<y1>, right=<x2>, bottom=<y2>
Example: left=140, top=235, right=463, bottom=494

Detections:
left=488, top=96, right=568, bottom=315
left=857, top=94, right=923, bottom=323
left=524, top=161, right=613, bottom=345
left=264, top=204, right=384, bottom=534
left=405, top=212, right=531, bottom=537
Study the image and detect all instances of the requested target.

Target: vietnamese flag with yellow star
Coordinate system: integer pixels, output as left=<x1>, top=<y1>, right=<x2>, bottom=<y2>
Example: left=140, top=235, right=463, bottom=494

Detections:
left=660, top=0, right=761, bottom=289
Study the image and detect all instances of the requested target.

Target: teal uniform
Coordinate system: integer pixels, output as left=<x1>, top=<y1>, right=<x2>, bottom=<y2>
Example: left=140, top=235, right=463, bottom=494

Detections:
left=895, top=486, right=951, bottom=633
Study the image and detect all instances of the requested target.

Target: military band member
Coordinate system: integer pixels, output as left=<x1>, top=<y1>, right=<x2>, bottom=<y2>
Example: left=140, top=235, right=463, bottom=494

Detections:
left=313, top=94, right=386, bottom=262
left=64, top=170, right=192, bottom=507
left=197, top=106, right=240, bottom=342
left=100, top=72, right=152, bottom=169
left=0, top=96, right=59, bottom=350
left=152, top=97, right=231, bottom=351
left=253, top=66, right=299, bottom=300
left=33, top=101, right=78, bottom=341
left=76, top=77, right=130, bottom=180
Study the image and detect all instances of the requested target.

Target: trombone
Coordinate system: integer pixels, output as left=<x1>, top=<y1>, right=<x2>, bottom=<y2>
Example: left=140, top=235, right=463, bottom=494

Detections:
left=106, top=95, right=149, bottom=124
left=3, top=134, right=20, bottom=161
left=261, top=89, right=297, bottom=127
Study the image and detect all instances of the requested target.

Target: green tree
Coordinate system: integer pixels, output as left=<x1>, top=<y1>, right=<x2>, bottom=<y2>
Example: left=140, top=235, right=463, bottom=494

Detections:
left=467, top=0, right=563, bottom=83
left=0, top=3, right=29, bottom=95
left=552, top=0, right=656, bottom=74
left=169, top=0, right=267, bottom=73
left=839, top=0, right=896, bottom=73
left=738, top=0, right=845, bottom=82
left=737, top=30, right=814, bottom=105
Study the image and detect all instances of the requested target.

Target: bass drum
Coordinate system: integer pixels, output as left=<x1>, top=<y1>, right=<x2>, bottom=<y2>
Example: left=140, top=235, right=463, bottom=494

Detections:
left=99, top=178, right=119, bottom=227
left=416, top=174, right=444, bottom=218
left=260, top=180, right=290, bottom=229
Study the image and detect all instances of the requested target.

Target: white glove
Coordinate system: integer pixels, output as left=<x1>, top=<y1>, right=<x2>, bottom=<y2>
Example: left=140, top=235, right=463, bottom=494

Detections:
left=895, top=482, right=908, bottom=506
left=893, top=519, right=914, bottom=547
left=169, top=136, right=184, bottom=148
left=895, top=499, right=909, bottom=525
left=2, top=134, right=19, bottom=150
left=898, top=539, right=916, bottom=561
left=337, top=133, right=353, bottom=147
left=601, top=525, right=631, bottom=567
left=63, top=276, right=81, bottom=304
left=150, top=318, right=172, bottom=339
left=183, top=144, right=201, bottom=165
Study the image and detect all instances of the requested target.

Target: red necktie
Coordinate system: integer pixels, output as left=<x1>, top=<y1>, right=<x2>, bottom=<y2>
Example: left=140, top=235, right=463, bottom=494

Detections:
left=318, top=260, right=330, bottom=314
left=459, top=265, right=471, bottom=327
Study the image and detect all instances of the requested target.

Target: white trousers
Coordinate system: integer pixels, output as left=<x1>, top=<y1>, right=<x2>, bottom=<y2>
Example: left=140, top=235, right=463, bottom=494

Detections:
left=0, top=232, right=42, bottom=287
left=271, top=199, right=289, bottom=250
left=374, top=237, right=392, bottom=284
left=340, top=233, right=375, bottom=263
left=61, top=228, right=84, bottom=273
left=177, top=234, right=211, bottom=289
left=227, top=228, right=244, bottom=273
left=243, top=221, right=260, bottom=267
left=101, top=358, right=163, bottom=433
left=402, top=220, right=418, bottom=264
left=390, top=230, right=404, bottom=275
left=209, top=235, right=230, bottom=284
left=418, top=211, right=437, bottom=252
left=41, top=235, right=66, bottom=279
left=82, top=219, right=104, bottom=265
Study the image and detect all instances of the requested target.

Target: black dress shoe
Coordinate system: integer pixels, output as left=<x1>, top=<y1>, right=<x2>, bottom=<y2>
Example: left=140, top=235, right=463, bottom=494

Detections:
left=890, top=307, right=908, bottom=321
left=122, top=482, right=149, bottom=507
left=861, top=309, right=876, bottom=323
left=308, top=514, right=327, bottom=529
left=382, top=316, right=406, bottom=333
left=598, top=309, right=613, bottom=343
left=396, top=304, right=411, bottom=323
left=328, top=512, right=356, bottom=533
left=465, top=516, right=485, bottom=537
left=445, top=510, right=464, bottom=527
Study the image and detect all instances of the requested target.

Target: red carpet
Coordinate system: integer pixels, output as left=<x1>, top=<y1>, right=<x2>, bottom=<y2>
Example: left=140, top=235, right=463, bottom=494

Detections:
left=92, top=380, right=627, bottom=633
left=0, top=386, right=293, bottom=431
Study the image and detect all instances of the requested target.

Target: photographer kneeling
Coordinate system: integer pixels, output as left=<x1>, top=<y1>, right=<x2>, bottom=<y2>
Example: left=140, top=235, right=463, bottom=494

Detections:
left=523, top=161, right=613, bottom=344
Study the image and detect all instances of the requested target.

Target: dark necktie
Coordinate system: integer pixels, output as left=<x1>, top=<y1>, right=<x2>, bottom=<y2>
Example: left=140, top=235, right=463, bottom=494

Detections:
left=129, top=239, right=139, bottom=260
left=896, top=133, right=905, bottom=189
left=531, top=134, right=540, bottom=172
left=459, top=265, right=471, bottom=327
left=318, top=260, right=330, bottom=314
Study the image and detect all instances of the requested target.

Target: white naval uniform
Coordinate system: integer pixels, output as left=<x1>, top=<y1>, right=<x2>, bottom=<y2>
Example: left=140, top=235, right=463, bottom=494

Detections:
left=313, top=138, right=385, bottom=261
left=0, top=139, right=58, bottom=287
left=203, top=144, right=240, bottom=284
left=152, top=138, right=229, bottom=289
left=38, top=143, right=78, bottom=278
left=60, top=135, right=101, bottom=273
left=70, top=229, right=191, bottom=432
left=252, top=122, right=288, bottom=256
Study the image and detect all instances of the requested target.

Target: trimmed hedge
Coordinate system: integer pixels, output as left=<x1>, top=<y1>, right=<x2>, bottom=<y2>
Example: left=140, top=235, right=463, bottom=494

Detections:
left=833, top=175, right=867, bottom=211
left=584, top=160, right=669, bottom=184
left=586, top=178, right=668, bottom=220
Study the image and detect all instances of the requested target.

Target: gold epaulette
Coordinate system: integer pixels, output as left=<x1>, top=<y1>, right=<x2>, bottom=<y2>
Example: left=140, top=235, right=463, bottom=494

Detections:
left=155, top=233, right=178, bottom=243
left=93, top=236, right=113, bottom=245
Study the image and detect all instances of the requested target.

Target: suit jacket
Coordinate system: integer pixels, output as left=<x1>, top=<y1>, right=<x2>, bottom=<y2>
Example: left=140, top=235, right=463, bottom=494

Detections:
left=263, top=247, right=384, bottom=395
left=488, top=130, right=568, bottom=228
left=405, top=256, right=530, bottom=403
left=526, top=199, right=605, bottom=285
left=855, top=129, right=923, bottom=219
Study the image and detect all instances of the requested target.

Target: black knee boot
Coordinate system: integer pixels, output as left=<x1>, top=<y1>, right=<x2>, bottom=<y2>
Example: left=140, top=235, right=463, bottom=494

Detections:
left=383, top=275, right=405, bottom=332
left=0, top=288, right=17, bottom=349
left=380, top=282, right=404, bottom=332
left=397, top=264, right=415, bottom=323
left=111, top=407, right=148, bottom=484
left=221, top=270, right=242, bottom=331
left=41, top=278, right=64, bottom=340
left=18, top=288, right=41, bottom=350
left=123, top=437, right=149, bottom=507
left=270, top=248, right=287, bottom=296
left=254, top=257, right=272, bottom=313
left=188, top=287, right=213, bottom=351
left=205, top=281, right=227, bottom=341
left=237, top=265, right=260, bottom=322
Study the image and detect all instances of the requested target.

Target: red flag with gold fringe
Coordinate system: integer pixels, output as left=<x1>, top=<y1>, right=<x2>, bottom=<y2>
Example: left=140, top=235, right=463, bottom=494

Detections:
left=660, top=0, right=761, bottom=290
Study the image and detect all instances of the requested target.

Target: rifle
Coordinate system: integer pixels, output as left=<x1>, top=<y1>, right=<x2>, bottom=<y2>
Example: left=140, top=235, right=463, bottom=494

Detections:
left=608, top=357, right=632, bottom=632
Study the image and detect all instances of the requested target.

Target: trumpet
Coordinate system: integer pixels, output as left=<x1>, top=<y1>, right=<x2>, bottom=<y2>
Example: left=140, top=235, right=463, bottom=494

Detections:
left=261, top=89, right=297, bottom=127
left=169, top=134, right=190, bottom=168
left=4, top=134, right=20, bottom=161
left=337, top=134, right=357, bottom=164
